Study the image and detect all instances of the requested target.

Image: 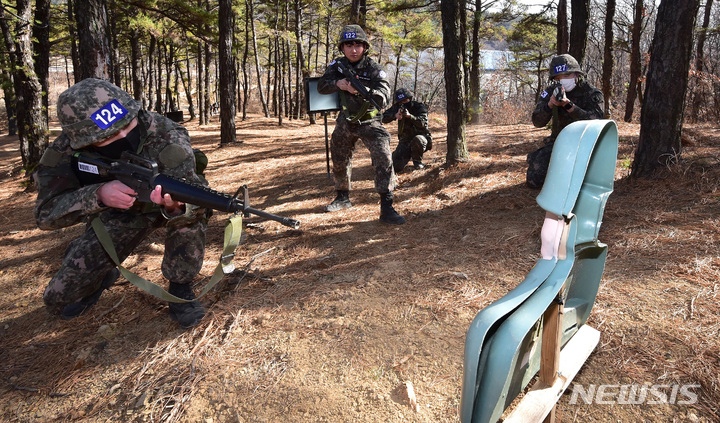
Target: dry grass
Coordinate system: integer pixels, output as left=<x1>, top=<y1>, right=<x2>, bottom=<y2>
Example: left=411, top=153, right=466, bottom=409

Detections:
left=0, top=116, right=718, bottom=422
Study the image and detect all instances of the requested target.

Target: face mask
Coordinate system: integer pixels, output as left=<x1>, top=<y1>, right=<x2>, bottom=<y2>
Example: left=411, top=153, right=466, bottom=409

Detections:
left=91, top=124, right=142, bottom=159
left=560, top=77, right=577, bottom=92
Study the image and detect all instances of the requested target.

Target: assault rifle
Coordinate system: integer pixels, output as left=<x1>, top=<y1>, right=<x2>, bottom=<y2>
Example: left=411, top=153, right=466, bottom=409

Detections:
left=335, top=61, right=383, bottom=111
left=72, top=151, right=301, bottom=229
left=398, top=104, right=408, bottom=117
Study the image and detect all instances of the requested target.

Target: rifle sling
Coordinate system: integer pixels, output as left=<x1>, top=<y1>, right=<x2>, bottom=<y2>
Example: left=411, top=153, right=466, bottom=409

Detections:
left=340, top=92, right=377, bottom=123
left=91, top=214, right=244, bottom=303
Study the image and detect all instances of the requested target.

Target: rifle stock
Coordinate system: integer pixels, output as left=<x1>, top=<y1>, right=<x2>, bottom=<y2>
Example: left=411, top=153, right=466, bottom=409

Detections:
left=72, top=152, right=301, bottom=229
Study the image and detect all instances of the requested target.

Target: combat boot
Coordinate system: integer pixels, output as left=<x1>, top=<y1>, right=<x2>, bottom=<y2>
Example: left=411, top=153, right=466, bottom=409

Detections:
left=61, top=267, right=120, bottom=319
left=379, top=192, right=406, bottom=225
left=168, top=282, right=206, bottom=328
left=413, top=161, right=426, bottom=170
left=324, top=190, right=352, bottom=212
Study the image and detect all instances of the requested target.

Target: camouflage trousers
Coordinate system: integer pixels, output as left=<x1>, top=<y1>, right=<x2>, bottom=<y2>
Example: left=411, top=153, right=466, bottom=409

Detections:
left=43, top=209, right=208, bottom=314
left=392, top=135, right=429, bottom=172
left=330, top=117, right=395, bottom=193
left=526, top=137, right=555, bottom=189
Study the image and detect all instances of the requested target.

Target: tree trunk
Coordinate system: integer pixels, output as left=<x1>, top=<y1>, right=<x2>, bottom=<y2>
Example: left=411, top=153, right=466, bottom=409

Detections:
left=557, top=0, right=569, bottom=54
left=393, top=44, right=403, bottom=95
left=204, top=40, right=211, bottom=123
left=247, top=0, right=269, bottom=117
left=350, top=0, right=366, bottom=26
left=180, top=42, right=195, bottom=120
left=441, top=0, right=468, bottom=165
left=155, top=40, right=163, bottom=112
left=242, top=0, right=250, bottom=121
left=568, top=0, right=589, bottom=63
left=219, top=0, right=237, bottom=144
left=325, top=0, right=332, bottom=66
left=166, top=42, right=176, bottom=112
left=274, top=15, right=283, bottom=125
left=147, top=35, right=156, bottom=111
left=690, top=0, right=713, bottom=122
left=294, top=0, right=305, bottom=120
left=14, top=0, right=49, bottom=175
left=108, top=0, right=121, bottom=85
left=68, top=0, right=80, bottom=83
left=75, top=0, right=112, bottom=80
left=130, top=29, right=143, bottom=102
left=601, top=0, right=616, bottom=118
left=0, top=10, right=18, bottom=136
left=468, top=0, right=482, bottom=124
left=631, top=0, right=700, bottom=177
left=266, top=40, right=273, bottom=114
left=623, top=0, right=644, bottom=122
left=33, top=0, right=51, bottom=122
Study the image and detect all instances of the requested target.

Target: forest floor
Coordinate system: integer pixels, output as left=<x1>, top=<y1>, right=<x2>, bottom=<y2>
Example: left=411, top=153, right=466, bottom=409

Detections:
left=0, top=113, right=718, bottom=422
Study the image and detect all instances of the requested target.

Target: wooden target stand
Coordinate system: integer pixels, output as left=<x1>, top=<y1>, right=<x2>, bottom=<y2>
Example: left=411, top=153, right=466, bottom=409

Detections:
left=504, top=299, right=600, bottom=423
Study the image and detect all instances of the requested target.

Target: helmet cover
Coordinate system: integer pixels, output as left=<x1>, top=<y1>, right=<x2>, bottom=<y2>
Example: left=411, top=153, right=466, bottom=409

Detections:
left=57, top=78, right=140, bottom=149
left=337, top=24, right=370, bottom=51
left=549, top=54, right=584, bottom=78
left=394, top=88, right=413, bottom=104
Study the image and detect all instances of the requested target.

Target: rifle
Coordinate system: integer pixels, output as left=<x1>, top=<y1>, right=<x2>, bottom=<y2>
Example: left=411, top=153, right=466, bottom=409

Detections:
left=398, top=104, right=407, bottom=117
left=335, top=61, right=383, bottom=111
left=72, top=151, right=301, bottom=229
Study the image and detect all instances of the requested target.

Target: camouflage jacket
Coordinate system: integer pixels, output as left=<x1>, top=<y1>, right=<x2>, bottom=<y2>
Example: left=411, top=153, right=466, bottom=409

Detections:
left=34, top=110, right=203, bottom=230
left=382, top=100, right=431, bottom=143
left=317, top=55, right=391, bottom=121
left=531, top=79, right=604, bottom=139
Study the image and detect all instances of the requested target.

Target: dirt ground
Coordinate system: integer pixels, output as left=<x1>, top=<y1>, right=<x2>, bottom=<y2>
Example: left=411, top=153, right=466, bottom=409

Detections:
left=0, top=113, right=718, bottom=422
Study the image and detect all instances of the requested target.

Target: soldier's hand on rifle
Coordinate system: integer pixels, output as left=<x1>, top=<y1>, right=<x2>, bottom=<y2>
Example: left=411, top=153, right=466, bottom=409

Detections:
left=548, top=93, right=573, bottom=110
left=97, top=180, right=138, bottom=210
left=336, top=79, right=358, bottom=95
left=150, top=185, right=184, bottom=216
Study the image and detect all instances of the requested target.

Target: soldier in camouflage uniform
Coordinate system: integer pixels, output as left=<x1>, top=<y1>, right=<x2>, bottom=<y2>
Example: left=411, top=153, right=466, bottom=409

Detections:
left=382, top=88, right=433, bottom=172
left=527, top=54, right=604, bottom=188
left=34, top=78, right=209, bottom=328
left=318, top=24, right=405, bottom=225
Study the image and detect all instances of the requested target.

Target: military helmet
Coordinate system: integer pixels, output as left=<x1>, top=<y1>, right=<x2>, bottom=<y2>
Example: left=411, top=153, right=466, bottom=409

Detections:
left=337, top=24, right=370, bottom=51
left=548, top=54, right=584, bottom=78
left=57, top=78, right=140, bottom=149
left=394, top=88, right=413, bottom=104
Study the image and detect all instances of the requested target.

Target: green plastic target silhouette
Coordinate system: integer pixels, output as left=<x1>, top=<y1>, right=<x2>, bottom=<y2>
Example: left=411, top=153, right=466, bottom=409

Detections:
left=460, top=119, right=619, bottom=423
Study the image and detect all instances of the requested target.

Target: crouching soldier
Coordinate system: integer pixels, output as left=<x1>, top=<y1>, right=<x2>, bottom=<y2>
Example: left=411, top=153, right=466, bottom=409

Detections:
left=34, top=78, right=210, bottom=328
left=382, top=88, right=432, bottom=172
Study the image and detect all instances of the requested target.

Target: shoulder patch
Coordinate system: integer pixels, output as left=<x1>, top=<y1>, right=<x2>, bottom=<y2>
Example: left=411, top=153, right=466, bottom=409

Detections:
left=379, top=70, right=387, bottom=79
left=329, top=59, right=337, bottom=66
left=541, top=90, right=550, bottom=99
left=592, top=92, right=603, bottom=103
left=39, top=147, right=63, bottom=167
left=158, top=144, right=190, bottom=169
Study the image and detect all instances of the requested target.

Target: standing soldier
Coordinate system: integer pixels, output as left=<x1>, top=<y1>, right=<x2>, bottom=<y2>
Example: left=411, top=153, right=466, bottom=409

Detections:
left=318, top=24, right=405, bottom=225
left=34, top=78, right=210, bottom=328
left=527, top=54, right=604, bottom=188
left=382, top=88, right=433, bottom=172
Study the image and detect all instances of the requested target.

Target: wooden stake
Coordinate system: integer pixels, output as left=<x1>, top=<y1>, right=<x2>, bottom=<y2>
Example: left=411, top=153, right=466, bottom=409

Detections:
left=540, top=299, right=564, bottom=423
left=504, top=325, right=600, bottom=423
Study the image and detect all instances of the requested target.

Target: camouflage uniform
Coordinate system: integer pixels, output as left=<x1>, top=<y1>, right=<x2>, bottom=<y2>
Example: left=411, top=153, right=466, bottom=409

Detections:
left=382, top=90, right=432, bottom=172
left=34, top=79, right=209, bottom=316
left=318, top=55, right=394, bottom=193
left=318, top=25, right=404, bottom=224
left=527, top=79, right=604, bottom=188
